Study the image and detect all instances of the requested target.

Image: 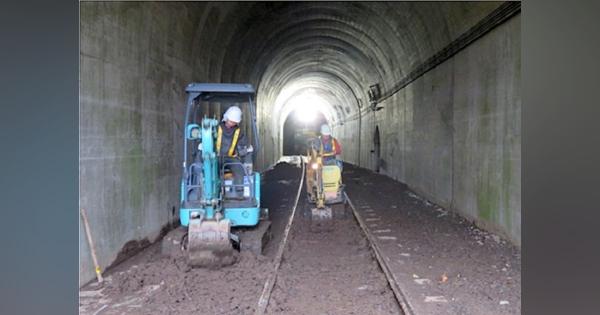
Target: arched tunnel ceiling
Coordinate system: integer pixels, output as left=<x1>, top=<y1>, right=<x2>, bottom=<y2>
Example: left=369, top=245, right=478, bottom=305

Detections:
left=200, top=1, right=503, bottom=132
left=78, top=1, right=521, bottom=286
left=275, top=73, right=359, bottom=129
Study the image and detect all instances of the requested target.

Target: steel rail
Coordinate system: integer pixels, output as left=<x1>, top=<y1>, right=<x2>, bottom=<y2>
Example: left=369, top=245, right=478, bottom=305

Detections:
left=255, top=159, right=306, bottom=315
left=345, top=191, right=414, bottom=315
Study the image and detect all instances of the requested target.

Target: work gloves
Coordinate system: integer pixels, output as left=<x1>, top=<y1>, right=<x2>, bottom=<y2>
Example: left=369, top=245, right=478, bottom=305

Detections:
left=238, top=144, right=254, bottom=156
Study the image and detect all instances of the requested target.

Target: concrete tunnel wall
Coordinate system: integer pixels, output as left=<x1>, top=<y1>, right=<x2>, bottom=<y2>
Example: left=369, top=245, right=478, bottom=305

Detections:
left=359, top=15, right=521, bottom=245
left=79, top=2, right=520, bottom=286
left=79, top=2, right=234, bottom=286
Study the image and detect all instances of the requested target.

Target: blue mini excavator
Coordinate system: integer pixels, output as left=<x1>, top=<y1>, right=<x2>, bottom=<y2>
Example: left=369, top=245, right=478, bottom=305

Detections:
left=162, top=83, right=270, bottom=268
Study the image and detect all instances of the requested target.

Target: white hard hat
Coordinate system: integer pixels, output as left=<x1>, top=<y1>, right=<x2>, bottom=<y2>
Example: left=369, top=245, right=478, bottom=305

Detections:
left=320, top=124, right=331, bottom=136
left=223, top=106, right=242, bottom=123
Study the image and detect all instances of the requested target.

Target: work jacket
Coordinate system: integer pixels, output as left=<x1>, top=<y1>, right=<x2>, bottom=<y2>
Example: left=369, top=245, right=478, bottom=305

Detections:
left=216, top=122, right=247, bottom=157
left=319, top=136, right=341, bottom=162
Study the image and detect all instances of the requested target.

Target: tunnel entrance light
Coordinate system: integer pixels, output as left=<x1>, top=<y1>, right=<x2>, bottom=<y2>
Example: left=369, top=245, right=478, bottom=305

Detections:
left=289, top=93, right=328, bottom=124
left=296, top=107, right=317, bottom=123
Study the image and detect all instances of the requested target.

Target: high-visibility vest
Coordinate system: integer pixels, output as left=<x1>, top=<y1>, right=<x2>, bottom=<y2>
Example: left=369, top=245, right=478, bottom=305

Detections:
left=320, top=137, right=338, bottom=158
left=216, top=125, right=241, bottom=157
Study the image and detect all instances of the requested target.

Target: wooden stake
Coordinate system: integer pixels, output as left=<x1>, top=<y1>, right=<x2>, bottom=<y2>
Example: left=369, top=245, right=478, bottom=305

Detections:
left=80, top=208, right=104, bottom=283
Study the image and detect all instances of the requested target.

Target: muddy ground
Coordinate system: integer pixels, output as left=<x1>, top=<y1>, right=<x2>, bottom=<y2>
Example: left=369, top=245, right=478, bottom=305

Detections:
left=80, top=160, right=521, bottom=315
left=79, top=163, right=300, bottom=315
left=266, top=192, right=402, bottom=314
left=343, top=164, right=521, bottom=315
left=80, top=162, right=400, bottom=314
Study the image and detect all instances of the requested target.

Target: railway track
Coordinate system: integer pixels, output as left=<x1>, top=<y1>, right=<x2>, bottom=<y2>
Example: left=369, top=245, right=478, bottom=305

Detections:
left=255, top=160, right=306, bottom=314
left=254, top=158, right=410, bottom=315
left=79, top=159, right=412, bottom=315
left=345, top=192, right=414, bottom=315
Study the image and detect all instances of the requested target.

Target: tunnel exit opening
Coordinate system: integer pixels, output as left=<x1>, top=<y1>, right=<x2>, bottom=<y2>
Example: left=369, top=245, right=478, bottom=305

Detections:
left=276, top=89, right=336, bottom=158
left=282, top=109, right=327, bottom=156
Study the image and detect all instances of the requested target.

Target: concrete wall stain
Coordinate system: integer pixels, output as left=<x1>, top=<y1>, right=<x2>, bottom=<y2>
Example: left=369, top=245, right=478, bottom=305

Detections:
left=80, top=2, right=206, bottom=286
left=80, top=3, right=521, bottom=286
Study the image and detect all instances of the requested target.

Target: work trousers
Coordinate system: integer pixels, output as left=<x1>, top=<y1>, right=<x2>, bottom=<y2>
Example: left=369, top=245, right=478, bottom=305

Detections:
left=221, top=156, right=251, bottom=193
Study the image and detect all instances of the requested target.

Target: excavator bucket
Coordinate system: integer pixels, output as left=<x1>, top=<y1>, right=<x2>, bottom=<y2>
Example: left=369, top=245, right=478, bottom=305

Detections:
left=187, top=218, right=238, bottom=268
left=309, top=164, right=343, bottom=232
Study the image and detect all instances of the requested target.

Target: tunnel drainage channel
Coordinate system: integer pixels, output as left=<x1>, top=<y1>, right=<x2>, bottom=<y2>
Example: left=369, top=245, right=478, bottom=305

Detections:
left=345, top=191, right=414, bottom=315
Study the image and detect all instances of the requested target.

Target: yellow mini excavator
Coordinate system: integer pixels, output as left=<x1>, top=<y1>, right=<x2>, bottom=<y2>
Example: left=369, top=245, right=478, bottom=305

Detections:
left=305, top=138, right=347, bottom=231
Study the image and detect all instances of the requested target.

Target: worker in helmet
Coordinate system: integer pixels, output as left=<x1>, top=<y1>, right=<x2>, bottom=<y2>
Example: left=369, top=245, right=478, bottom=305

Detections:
left=317, top=124, right=343, bottom=171
left=217, top=105, right=253, bottom=199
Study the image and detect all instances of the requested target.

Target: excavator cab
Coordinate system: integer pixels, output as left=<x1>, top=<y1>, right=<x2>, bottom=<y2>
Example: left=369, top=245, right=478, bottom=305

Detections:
left=162, top=83, right=270, bottom=268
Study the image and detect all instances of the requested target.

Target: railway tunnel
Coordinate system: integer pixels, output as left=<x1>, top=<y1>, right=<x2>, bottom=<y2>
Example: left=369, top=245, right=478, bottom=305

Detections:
left=79, top=1, right=521, bottom=314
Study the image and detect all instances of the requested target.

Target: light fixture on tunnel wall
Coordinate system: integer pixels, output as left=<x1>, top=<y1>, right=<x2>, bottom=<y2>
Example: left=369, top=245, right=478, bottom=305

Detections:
left=368, top=84, right=384, bottom=112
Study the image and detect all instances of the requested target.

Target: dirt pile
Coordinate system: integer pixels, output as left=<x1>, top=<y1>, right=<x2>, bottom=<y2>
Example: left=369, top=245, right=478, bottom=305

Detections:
left=94, top=245, right=273, bottom=314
